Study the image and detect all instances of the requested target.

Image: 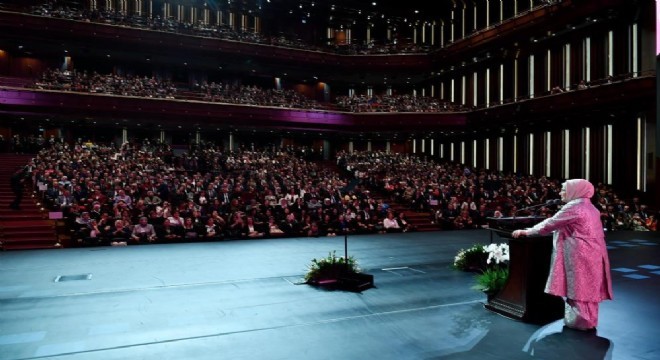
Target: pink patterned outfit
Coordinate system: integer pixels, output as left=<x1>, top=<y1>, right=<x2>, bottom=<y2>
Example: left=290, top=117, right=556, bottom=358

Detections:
left=524, top=179, right=613, bottom=330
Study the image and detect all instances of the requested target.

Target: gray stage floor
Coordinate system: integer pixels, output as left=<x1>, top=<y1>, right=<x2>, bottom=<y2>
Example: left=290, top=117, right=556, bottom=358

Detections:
left=1, top=230, right=658, bottom=360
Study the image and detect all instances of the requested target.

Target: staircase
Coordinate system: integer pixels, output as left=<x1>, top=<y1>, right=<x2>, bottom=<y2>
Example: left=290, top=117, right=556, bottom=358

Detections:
left=387, top=202, right=439, bottom=232
left=0, top=76, right=33, bottom=88
left=0, top=154, right=60, bottom=250
left=367, top=189, right=439, bottom=232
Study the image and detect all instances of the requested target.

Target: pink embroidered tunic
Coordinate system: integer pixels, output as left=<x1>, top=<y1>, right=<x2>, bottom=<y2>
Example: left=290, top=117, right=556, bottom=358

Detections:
left=526, top=179, right=613, bottom=303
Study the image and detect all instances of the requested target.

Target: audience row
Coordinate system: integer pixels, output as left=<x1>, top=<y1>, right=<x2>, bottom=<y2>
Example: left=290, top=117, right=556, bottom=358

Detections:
left=23, top=1, right=433, bottom=55
left=28, top=140, right=420, bottom=246
left=337, top=150, right=657, bottom=232
left=30, top=68, right=463, bottom=113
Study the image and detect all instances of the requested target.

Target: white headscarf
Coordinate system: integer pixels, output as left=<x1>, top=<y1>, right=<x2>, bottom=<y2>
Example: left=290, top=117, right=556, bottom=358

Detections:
left=562, top=179, right=595, bottom=202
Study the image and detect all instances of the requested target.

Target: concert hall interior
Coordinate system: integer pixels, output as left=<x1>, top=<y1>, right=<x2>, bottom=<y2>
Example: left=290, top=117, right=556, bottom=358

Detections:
left=0, top=0, right=659, bottom=359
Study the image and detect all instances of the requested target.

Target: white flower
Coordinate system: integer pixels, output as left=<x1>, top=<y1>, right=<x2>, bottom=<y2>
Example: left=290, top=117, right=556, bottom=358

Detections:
left=485, top=243, right=509, bottom=265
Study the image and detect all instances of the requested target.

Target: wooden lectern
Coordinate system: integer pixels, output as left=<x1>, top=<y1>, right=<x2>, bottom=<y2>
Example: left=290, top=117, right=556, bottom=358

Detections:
left=485, top=217, right=565, bottom=324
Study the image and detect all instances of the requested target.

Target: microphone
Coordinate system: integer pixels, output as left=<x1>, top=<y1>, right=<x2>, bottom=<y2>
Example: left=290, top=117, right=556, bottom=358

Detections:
left=517, top=199, right=562, bottom=214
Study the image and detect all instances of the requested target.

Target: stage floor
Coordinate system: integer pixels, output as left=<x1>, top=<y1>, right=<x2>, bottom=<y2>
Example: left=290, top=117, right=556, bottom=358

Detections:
left=1, top=230, right=658, bottom=360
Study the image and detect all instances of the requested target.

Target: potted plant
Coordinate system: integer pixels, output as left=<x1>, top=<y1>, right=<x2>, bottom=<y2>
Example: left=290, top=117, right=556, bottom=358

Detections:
left=470, top=243, right=510, bottom=300
left=304, top=251, right=373, bottom=292
left=453, top=243, right=488, bottom=272
left=472, top=267, right=509, bottom=300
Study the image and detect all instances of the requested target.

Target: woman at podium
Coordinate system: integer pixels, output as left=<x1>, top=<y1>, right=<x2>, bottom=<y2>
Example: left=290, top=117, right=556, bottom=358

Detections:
left=512, top=179, right=613, bottom=331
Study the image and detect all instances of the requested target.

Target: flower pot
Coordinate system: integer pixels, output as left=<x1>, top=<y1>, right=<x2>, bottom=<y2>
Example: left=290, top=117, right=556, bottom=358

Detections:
left=339, top=272, right=374, bottom=292
left=308, top=273, right=374, bottom=292
left=484, top=289, right=498, bottom=302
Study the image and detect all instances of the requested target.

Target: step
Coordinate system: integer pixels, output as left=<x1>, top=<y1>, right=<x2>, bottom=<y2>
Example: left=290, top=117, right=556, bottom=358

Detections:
left=0, top=209, right=45, bottom=216
left=0, top=212, right=45, bottom=219
left=1, top=243, right=62, bottom=251
left=0, top=224, right=55, bottom=231
left=0, top=231, right=56, bottom=239
left=0, top=214, right=48, bottom=221
left=410, top=223, right=437, bottom=229
left=0, top=238, right=61, bottom=249
left=0, top=194, right=35, bottom=199
left=404, top=212, right=433, bottom=218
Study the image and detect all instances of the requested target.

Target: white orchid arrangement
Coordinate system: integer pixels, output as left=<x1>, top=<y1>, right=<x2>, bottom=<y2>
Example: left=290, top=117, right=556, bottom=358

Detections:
left=483, top=243, right=509, bottom=266
left=472, top=243, right=510, bottom=295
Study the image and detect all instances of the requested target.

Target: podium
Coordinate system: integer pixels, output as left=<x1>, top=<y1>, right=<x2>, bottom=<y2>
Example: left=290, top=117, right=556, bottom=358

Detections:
left=485, top=217, right=565, bottom=324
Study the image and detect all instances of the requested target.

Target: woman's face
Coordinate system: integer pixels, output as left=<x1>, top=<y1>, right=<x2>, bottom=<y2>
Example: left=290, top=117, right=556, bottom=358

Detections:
left=559, top=184, right=567, bottom=202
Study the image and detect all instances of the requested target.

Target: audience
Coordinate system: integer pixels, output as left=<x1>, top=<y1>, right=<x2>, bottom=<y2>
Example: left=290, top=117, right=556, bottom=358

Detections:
left=29, top=68, right=466, bottom=113
left=20, top=139, right=656, bottom=248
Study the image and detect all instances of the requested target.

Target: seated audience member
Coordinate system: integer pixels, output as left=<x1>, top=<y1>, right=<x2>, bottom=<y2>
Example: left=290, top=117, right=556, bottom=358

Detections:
left=209, top=210, right=227, bottom=235
left=630, top=213, right=650, bottom=231
left=84, top=219, right=108, bottom=246
left=396, top=212, right=417, bottom=232
left=203, top=217, right=221, bottom=241
left=280, top=213, right=301, bottom=236
left=88, top=188, right=108, bottom=207
left=131, top=200, right=149, bottom=223
left=245, top=216, right=265, bottom=238
left=307, top=221, right=320, bottom=237
left=56, top=189, right=76, bottom=214
left=300, top=215, right=314, bottom=235
left=190, top=209, right=207, bottom=229
left=439, top=203, right=459, bottom=229
left=638, top=204, right=651, bottom=221
left=336, top=214, right=353, bottom=234
left=167, top=210, right=184, bottom=228
left=131, top=216, right=158, bottom=244
left=383, top=211, right=402, bottom=233
left=113, top=189, right=133, bottom=209
left=156, top=218, right=183, bottom=242
left=157, top=201, right=172, bottom=218
left=143, top=190, right=162, bottom=209
left=109, top=219, right=131, bottom=246
left=353, top=213, right=372, bottom=234
left=318, top=214, right=336, bottom=236
left=147, top=209, right=164, bottom=226
left=645, top=214, right=657, bottom=232
left=228, top=212, right=247, bottom=239
left=182, top=217, right=200, bottom=240
left=267, top=216, right=285, bottom=237
left=614, top=213, right=630, bottom=230
left=89, top=202, right=103, bottom=221
left=369, top=212, right=385, bottom=233
left=453, top=210, right=474, bottom=229
left=92, top=212, right=113, bottom=235
left=71, top=211, right=93, bottom=244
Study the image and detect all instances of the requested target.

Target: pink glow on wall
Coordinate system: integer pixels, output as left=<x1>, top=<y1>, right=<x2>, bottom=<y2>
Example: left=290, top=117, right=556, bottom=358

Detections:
left=657, top=1, right=660, bottom=55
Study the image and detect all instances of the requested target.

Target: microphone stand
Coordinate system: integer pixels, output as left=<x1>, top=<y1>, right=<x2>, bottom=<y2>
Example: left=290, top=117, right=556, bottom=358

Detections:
left=344, top=229, right=349, bottom=272
left=511, top=199, right=561, bottom=235
left=516, top=200, right=561, bottom=217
